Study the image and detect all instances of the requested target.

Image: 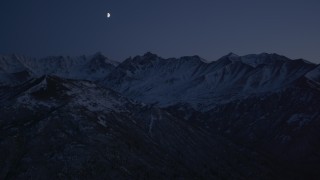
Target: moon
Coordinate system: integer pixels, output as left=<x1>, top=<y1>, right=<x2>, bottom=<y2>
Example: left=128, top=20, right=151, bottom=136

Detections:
left=107, top=12, right=111, bottom=18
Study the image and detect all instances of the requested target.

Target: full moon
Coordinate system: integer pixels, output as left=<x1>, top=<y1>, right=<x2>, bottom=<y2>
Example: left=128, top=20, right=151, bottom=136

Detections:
left=107, top=12, right=111, bottom=18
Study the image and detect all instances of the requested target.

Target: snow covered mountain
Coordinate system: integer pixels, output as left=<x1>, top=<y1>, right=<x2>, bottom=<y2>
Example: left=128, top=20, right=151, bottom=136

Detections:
left=1, top=52, right=320, bottom=179
left=0, top=52, right=118, bottom=86
left=104, top=52, right=317, bottom=110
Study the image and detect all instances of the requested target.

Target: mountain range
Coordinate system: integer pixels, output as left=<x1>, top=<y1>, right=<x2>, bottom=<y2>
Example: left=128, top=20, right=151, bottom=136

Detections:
left=1, top=52, right=320, bottom=179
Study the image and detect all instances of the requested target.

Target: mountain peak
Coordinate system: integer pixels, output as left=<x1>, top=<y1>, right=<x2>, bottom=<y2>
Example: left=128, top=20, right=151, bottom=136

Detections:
left=217, top=52, right=240, bottom=62
left=180, top=55, right=201, bottom=59
left=92, top=52, right=106, bottom=59
left=226, top=52, right=239, bottom=57
left=179, top=55, right=209, bottom=64
left=125, top=52, right=160, bottom=65
left=89, top=52, right=119, bottom=67
left=143, top=52, right=159, bottom=58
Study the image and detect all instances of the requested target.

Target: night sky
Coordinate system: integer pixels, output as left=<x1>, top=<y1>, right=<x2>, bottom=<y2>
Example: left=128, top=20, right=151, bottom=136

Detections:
left=1, top=0, right=320, bottom=63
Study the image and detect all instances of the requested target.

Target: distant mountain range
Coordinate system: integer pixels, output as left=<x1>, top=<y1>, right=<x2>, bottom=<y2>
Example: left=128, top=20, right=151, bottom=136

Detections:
left=0, top=52, right=118, bottom=86
left=1, top=52, right=320, bottom=179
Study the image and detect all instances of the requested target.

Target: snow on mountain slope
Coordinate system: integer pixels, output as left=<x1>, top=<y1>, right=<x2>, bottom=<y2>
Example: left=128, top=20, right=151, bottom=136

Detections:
left=104, top=52, right=317, bottom=110
left=305, top=65, right=320, bottom=85
left=0, top=55, right=34, bottom=86
left=3, top=75, right=132, bottom=114
left=104, top=52, right=210, bottom=105
left=231, top=53, right=288, bottom=67
left=0, top=54, right=32, bottom=73
left=0, top=52, right=118, bottom=86
left=0, top=75, right=272, bottom=179
left=22, top=52, right=119, bottom=81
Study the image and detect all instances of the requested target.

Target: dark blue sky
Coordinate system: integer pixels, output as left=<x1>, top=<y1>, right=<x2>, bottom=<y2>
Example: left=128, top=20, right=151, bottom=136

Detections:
left=1, top=0, right=320, bottom=63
